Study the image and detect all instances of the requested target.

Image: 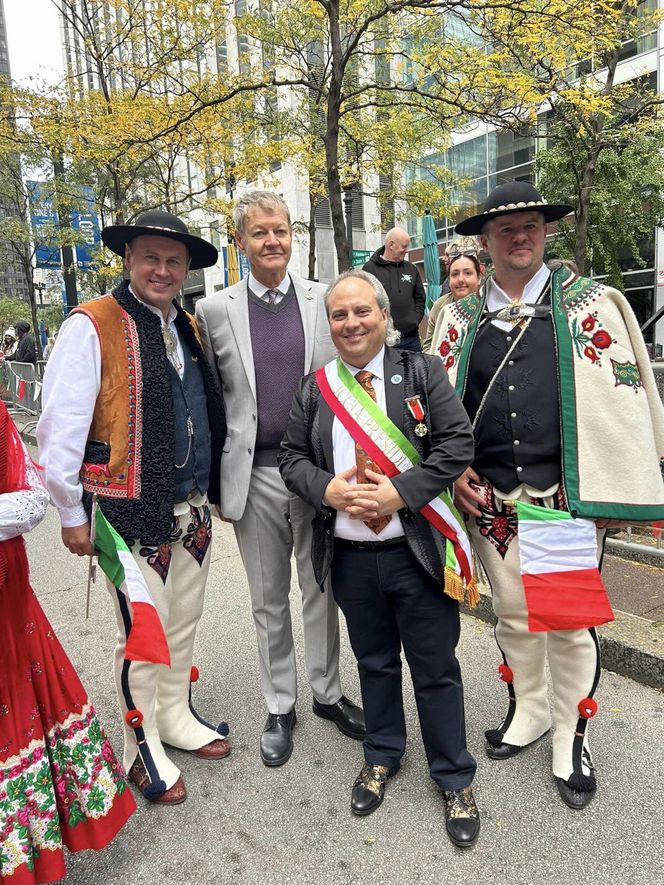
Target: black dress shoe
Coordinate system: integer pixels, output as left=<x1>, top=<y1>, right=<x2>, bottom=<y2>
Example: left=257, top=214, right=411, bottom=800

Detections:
left=442, top=786, right=480, bottom=848
left=485, top=741, right=524, bottom=760
left=313, top=695, right=366, bottom=740
left=555, top=776, right=597, bottom=810
left=350, top=762, right=399, bottom=816
left=260, top=710, right=296, bottom=767
left=485, top=729, right=550, bottom=760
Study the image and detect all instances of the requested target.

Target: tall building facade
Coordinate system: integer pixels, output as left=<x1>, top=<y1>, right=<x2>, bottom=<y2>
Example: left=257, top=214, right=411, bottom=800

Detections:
left=0, top=0, right=31, bottom=301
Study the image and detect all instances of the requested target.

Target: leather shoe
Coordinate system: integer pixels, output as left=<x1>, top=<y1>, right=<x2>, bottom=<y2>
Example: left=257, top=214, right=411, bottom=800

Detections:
left=350, top=762, right=399, bottom=816
left=442, top=786, right=480, bottom=848
left=485, top=741, right=525, bottom=760
left=260, top=710, right=296, bottom=767
left=555, top=776, right=597, bottom=810
left=485, top=729, right=550, bottom=760
left=129, top=758, right=187, bottom=805
left=190, top=737, right=231, bottom=759
left=313, top=695, right=366, bottom=740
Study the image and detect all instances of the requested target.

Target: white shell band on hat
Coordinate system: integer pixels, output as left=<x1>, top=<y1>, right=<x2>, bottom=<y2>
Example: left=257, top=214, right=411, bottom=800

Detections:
left=486, top=200, right=547, bottom=214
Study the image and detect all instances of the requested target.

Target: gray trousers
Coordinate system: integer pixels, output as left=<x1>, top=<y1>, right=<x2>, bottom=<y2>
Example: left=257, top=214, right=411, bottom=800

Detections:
left=234, top=466, right=343, bottom=714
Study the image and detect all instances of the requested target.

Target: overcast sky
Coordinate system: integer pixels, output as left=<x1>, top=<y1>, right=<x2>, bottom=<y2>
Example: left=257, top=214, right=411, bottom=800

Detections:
left=5, top=0, right=63, bottom=85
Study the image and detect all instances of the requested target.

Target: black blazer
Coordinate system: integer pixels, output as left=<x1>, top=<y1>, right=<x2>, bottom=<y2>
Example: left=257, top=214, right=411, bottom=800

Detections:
left=278, top=347, right=474, bottom=588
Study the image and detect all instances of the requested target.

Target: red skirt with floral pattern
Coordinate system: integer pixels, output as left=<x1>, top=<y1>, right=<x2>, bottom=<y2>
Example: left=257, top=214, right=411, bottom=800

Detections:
left=0, top=560, right=136, bottom=884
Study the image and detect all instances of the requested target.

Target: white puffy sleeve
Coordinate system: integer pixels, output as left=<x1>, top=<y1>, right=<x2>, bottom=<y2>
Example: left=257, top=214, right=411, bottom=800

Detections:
left=0, top=443, right=50, bottom=540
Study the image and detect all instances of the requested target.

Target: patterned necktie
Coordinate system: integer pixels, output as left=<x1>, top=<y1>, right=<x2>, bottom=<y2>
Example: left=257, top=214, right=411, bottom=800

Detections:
left=354, top=370, right=391, bottom=535
left=266, top=288, right=279, bottom=305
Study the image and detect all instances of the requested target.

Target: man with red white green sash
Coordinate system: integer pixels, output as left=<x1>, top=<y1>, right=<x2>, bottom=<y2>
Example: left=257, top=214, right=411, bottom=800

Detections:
left=432, top=180, right=664, bottom=811
left=279, top=269, right=481, bottom=848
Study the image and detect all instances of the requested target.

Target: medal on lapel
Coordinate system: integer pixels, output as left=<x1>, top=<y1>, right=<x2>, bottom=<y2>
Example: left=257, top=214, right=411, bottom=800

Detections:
left=405, top=395, right=428, bottom=437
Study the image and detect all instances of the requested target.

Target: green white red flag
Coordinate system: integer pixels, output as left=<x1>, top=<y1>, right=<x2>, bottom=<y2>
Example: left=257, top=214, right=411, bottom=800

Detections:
left=93, top=504, right=170, bottom=665
left=514, top=500, right=614, bottom=632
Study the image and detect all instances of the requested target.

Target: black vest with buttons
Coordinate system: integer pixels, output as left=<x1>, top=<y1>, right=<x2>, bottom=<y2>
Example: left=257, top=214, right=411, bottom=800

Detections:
left=463, top=313, right=561, bottom=492
left=170, top=336, right=211, bottom=502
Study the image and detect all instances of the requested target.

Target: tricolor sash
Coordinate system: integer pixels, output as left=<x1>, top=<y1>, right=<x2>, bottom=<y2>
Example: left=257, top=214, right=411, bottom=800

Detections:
left=316, top=358, right=478, bottom=607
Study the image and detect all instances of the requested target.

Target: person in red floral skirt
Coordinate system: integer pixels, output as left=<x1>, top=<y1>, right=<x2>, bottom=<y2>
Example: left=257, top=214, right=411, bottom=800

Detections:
left=0, top=402, right=135, bottom=884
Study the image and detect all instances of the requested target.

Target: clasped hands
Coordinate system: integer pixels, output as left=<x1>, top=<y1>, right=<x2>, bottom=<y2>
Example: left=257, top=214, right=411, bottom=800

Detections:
left=323, top=466, right=405, bottom=520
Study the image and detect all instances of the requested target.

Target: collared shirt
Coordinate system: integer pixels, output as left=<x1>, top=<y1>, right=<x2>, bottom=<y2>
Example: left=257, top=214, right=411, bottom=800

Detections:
left=37, top=289, right=183, bottom=528
left=248, top=271, right=291, bottom=305
left=485, top=263, right=551, bottom=331
left=332, top=346, right=405, bottom=541
left=129, top=286, right=185, bottom=380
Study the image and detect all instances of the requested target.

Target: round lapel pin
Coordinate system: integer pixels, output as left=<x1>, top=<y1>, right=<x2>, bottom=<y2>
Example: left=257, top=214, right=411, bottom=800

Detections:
left=391, top=374, right=402, bottom=384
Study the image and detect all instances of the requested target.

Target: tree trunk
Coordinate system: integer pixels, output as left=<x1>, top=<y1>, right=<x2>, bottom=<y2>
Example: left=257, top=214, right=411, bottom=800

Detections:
left=326, top=0, right=351, bottom=272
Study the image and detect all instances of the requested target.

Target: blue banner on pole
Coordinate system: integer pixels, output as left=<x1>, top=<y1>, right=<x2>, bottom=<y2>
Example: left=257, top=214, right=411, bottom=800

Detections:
left=238, top=251, right=250, bottom=279
left=27, top=180, right=62, bottom=270
left=72, top=186, right=101, bottom=269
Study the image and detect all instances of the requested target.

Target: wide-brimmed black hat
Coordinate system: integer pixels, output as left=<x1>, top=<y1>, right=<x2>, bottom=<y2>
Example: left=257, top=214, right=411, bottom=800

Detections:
left=455, top=181, right=574, bottom=236
left=102, top=209, right=218, bottom=270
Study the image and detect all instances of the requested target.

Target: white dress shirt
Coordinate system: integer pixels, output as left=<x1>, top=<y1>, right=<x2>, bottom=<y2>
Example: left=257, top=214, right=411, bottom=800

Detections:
left=248, top=272, right=291, bottom=305
left=485, top=263, right=551, bottom=331
left=37, top=289, right=184, bottom=529
left=332, top=347, right=405, bottom=541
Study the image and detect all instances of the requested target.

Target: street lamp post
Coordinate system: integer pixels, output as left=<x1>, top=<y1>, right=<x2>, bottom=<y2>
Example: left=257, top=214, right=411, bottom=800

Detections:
left=34, top=281, right=46, bottom=306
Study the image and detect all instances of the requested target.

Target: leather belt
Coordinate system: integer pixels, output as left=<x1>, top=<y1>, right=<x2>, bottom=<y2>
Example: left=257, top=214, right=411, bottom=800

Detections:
left=334, top=536, right=407, bottom=551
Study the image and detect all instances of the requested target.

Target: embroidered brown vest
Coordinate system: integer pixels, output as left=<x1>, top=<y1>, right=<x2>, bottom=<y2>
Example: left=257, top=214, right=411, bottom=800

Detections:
left=71, top=282, right=225, bottom=545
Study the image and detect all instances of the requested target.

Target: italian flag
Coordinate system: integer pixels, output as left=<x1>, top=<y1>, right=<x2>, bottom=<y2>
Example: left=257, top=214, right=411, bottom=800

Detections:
left=515, top=500, right=615, bottom=633
left=94, top=505, right=171, bottom=665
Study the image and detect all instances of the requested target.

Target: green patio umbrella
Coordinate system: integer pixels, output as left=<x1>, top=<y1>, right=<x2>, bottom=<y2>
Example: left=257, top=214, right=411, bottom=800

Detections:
left=422, top=210, right=442, bottom=314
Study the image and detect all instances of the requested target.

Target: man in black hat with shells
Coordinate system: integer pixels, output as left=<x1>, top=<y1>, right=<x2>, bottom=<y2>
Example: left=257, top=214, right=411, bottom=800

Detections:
left=430, top=181, right=664, bottom=810
left=38, top=210, right=230, bottom=806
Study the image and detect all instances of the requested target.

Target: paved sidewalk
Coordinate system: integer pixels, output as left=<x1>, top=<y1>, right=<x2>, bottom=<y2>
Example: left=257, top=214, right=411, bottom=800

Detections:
left=24, top=509, right=664, bottom=885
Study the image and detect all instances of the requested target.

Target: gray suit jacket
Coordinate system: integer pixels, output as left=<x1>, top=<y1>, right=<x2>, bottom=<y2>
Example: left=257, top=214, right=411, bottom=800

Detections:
left=195, top=272, right=334, bottom=520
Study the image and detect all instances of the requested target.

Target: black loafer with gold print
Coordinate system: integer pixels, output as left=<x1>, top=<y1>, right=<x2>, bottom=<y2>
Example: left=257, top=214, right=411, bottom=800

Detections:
left=442, top=786, right=480, bottom=848
left=350, top=762, right=400, bottom=816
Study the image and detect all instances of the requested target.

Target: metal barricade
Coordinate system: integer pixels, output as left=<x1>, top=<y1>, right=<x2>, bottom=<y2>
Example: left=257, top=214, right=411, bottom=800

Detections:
left=0, top=360, right=42, bottom=432
left=606, top=522, right=664, bottom=563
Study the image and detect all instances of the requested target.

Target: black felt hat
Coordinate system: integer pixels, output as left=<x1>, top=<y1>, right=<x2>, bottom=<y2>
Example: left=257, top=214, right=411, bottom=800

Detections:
left=455, top=181, right=574, bottom=236
left=102, top=209, right=218, bottom=270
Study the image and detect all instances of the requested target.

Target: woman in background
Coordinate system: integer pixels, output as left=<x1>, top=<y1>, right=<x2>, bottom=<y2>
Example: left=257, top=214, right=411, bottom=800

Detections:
left=0, top=402, right=135, bottom=884
left=425, top=252, right=482, bottom=353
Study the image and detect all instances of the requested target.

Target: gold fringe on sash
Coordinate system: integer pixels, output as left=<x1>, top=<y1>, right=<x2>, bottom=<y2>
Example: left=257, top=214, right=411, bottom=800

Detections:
left=444, top=569, right=480, bottom=608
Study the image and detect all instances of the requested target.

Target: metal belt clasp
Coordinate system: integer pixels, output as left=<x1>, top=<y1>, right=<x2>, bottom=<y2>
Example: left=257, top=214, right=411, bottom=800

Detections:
left=496, top=301, right=537, bottom=324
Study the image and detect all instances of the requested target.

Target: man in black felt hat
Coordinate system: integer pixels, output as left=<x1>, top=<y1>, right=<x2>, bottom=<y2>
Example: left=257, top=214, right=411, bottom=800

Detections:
left=38, top=210, right=231, bottom=807
left=430, top=181, right=664, bottom=811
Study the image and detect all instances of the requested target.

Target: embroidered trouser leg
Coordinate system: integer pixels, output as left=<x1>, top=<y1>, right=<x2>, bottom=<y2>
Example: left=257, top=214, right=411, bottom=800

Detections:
left=468, top=486, right=551, bottom=746
left=233, top=466, right=342, bottom=715
left=110, top=499, right=219, bottom=790
left=468, top=482, right=601, bottom=778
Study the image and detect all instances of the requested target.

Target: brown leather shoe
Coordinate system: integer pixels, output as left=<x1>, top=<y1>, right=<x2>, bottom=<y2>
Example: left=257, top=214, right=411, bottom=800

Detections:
left=190, top=737, right=231, bottom=759
left=128, top=758, right=187, bottom=805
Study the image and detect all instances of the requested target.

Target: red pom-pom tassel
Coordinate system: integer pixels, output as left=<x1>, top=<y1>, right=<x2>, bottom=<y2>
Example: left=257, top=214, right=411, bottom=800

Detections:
left=125, top=709, right=143, bottom=729
left=498, top=664, right=514, bottom=683
left=578, top=697, right=598, bottom=719
left=190, top=665, right=200, bottom=683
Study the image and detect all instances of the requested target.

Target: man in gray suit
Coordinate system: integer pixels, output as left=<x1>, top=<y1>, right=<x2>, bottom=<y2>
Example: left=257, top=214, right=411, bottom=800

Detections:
left=196, top=191, right=364, bottom=766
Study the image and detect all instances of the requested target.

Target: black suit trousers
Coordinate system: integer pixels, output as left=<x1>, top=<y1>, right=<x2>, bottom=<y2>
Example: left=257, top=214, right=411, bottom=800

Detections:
left=331, top=540, right=476, bottom=790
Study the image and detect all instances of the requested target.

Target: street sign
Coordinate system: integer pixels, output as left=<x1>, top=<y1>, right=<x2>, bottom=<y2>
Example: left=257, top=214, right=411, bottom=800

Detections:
left=351, top=250, right=371, bottom=267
